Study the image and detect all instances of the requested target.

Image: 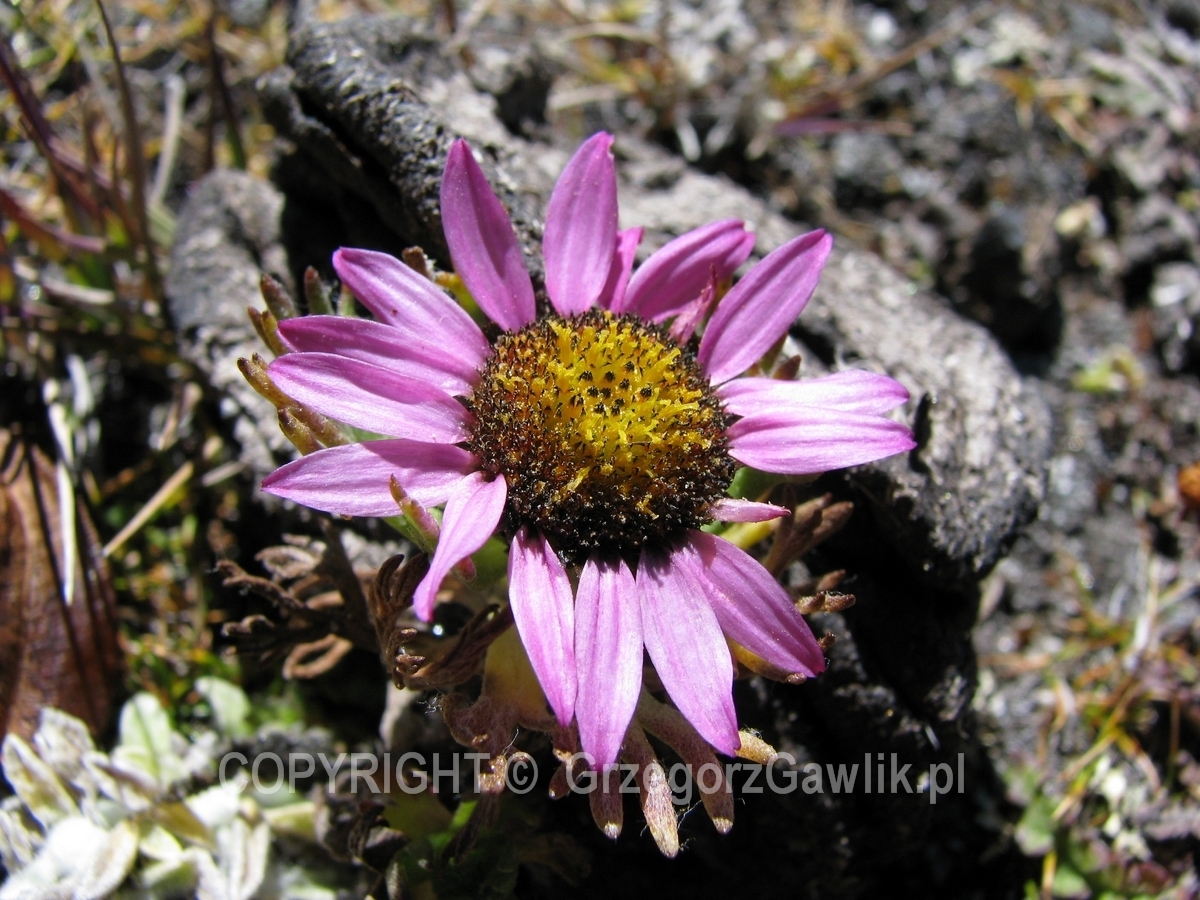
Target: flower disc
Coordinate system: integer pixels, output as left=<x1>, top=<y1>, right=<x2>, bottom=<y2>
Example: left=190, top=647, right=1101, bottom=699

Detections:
left=467, top=310, right=735, bottom=561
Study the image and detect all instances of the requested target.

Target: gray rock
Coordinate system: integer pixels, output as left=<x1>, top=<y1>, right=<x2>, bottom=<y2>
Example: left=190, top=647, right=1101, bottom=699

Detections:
left=832, top=131, right=905, bottom=205
left=165, top=170, right=294, bottom=483
left=1067, top=3, right=1120, bottom=51
left=1120, top=193, right=1199, bottom=274
left=225, top=0, right=270, bottom=29
left=259, top=17, right=546, bottom=283
left=1150, top=261, right=1200, bottom=371
left=958, top=206, right=1063, bottom=352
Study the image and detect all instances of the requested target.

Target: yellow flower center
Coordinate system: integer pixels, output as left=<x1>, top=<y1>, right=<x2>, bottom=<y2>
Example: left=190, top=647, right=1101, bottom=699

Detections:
left=468, top=310, right=734, bottom=560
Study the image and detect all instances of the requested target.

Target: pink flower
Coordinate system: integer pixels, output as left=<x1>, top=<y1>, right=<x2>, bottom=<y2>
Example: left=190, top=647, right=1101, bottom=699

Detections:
left=262, top=133, right=916, bottom=769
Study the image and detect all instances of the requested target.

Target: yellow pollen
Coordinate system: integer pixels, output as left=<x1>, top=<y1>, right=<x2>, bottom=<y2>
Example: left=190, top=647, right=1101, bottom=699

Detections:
left=467, top=310, right=734, bottom=561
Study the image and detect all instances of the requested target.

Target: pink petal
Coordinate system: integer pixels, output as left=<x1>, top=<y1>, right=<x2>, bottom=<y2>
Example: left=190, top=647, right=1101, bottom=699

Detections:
left=277, top=315, right=478, bottom=395
left=268, top=353, right=471, bottom=443
left=718, top=370, right=910, bottom=417
left=616, top=219, right=755, bottom=319
left=698, top=229, right=832, bottom=384
left=683, top=531, right=825, bottom=678
left=667, top=271, right=717, bottom=344
left=331, top=248, right=490, bottom=375
left=598, top=227, right=643, bottom=311
left=726, top=407, right=916, bottom=474
left=262, top=440, right=480, bottom=516
left=412, top=472, right=507, bottom=620
left=508, top=528, right=577, bottom=726
left=638, top=548, right=739, bottom=755
left=440, top=140, right=536, bottom=332
left=575, top=556, right=642, bottom=769
left=544, top=133, right=618, bottom=315
left=709, top=498, right=790, bottom=523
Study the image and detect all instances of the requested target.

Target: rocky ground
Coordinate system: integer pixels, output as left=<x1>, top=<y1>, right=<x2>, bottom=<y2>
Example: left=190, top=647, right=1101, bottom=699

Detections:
left=2, top=0, right=1200, bottom=898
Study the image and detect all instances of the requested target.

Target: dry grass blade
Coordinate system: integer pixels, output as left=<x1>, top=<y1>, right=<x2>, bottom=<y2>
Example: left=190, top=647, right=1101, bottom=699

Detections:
left=101, top=460, right=193, bottom=558
left=149, top=73, right=186, bottom=209
left=0, top=188, right=106, bottom=257
left=94, top=0, right=161, bottom=300
left=204, top=14, right=246, bottom=171
left=0, top=32, right=103, bottom=221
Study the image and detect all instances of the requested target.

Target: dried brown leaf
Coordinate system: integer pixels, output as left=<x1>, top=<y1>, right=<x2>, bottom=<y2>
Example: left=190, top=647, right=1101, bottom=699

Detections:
left=0, top=430, right=120, bottom=741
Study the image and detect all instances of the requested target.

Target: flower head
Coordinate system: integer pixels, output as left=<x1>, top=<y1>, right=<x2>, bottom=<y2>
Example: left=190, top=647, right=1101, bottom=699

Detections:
left=261, top=133, right=916, bottom=769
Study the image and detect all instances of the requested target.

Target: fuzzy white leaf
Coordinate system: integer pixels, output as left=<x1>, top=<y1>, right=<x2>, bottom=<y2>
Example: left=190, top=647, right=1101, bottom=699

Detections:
left=73, top=818, right=138, bottom=900
left=194, top=678, right=252, bottom=739
left=112, top=693, right=187, bottom=790
left=83, top=752, right=158, bottom=812
left=0, top=816, right=105, bottom=899
left=185, top=781, right=243, bottom=832
left=0, top=803, right=43, bottom=872
left=32, top=709, right=95, bottom=785
left=218, top=817, right=270, bottom=900
left=1, top=735, right=78, bottom=829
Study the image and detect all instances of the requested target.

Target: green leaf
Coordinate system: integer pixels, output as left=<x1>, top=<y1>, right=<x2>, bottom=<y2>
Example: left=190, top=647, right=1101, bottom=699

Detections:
left=1050, top=862, right=1089, bottom=899
left=153, top=800, right=216, bottom=850
left=138, top=820, right=185, bottom=861
left=432, top=827, right=519, bottom=900
left=470, top=536, right=510, bottom=588
left=262, top=801, right=320, bottom=842
left=382, top=792, right=453, bottom=842
left=1, top=733, right=79, bottom=828
left=140, top=851, right=203, bottom=894
left=112, top=692, right=187, bottom=790
left=1014, top=792, right=1057, bottom=857
left=195, top=677, right=252, bottom=739
left=428, top=799, right=476, bottom=857
left=726, top=466, right=782, bottom=500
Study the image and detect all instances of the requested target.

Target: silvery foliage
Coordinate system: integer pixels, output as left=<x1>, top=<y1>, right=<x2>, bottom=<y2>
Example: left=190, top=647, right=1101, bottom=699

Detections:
left=0, top=680, right=329, bottom=900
